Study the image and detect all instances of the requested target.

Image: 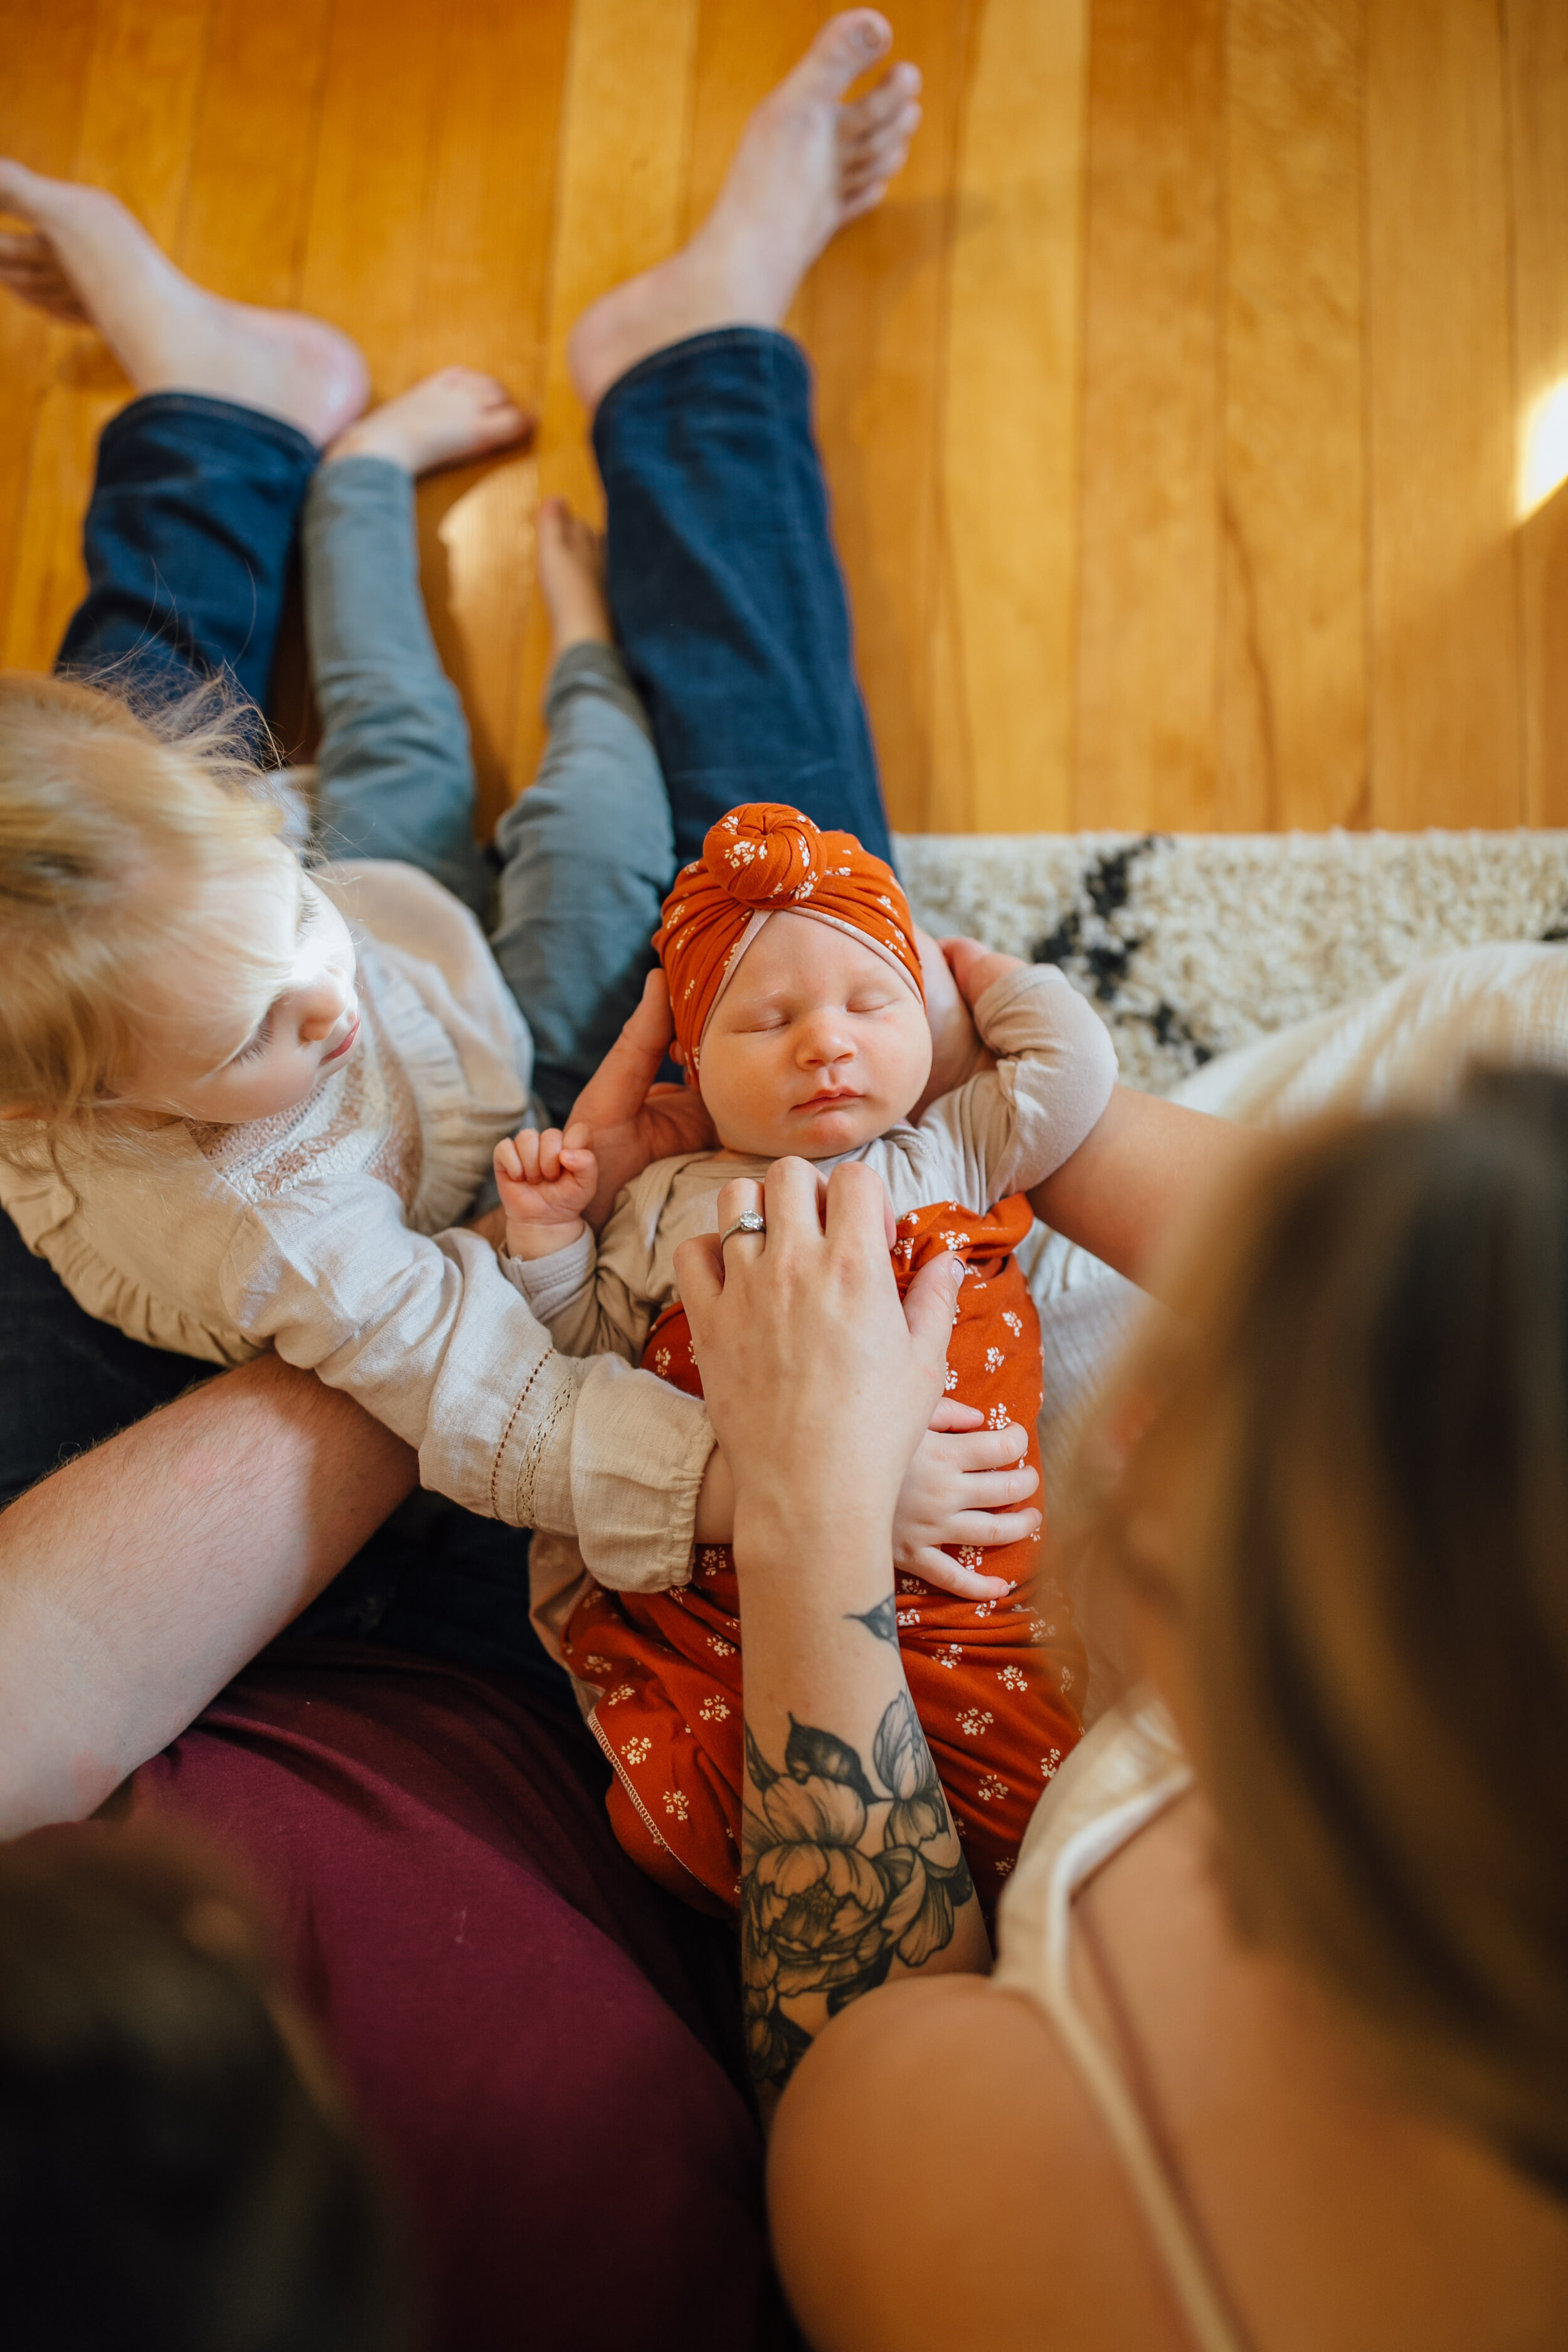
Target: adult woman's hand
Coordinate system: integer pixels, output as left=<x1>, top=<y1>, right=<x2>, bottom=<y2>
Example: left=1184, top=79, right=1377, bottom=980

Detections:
left=675, top=1160, right=990, bottom=2107
left=676, top=1158, right=961, bottom=1548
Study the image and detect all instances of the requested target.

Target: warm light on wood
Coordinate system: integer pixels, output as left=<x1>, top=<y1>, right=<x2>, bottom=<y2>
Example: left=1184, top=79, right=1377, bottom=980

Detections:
left=1, top=0, right=1564, bottom=834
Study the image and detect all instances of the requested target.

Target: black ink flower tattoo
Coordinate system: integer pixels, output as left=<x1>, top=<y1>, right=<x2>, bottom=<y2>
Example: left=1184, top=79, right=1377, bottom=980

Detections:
left=740, top=1692, right=974, bottom=2093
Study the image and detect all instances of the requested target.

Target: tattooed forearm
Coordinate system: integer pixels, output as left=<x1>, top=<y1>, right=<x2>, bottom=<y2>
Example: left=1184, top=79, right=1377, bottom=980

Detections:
left=847, top=1592, right=898, bottom=1645
left=740, top=1690, right=975, bottom=2095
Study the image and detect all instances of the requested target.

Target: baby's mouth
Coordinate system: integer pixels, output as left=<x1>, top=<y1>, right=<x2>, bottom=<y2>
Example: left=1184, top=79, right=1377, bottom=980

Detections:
left=797, top=1088, right=861, bottom=1113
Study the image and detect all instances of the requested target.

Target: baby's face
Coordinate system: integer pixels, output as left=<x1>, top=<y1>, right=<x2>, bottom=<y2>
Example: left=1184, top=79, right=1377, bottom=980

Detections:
left=696, top=911, right=933, bottom=1161
left=119, top=844, right=361, bottom=1124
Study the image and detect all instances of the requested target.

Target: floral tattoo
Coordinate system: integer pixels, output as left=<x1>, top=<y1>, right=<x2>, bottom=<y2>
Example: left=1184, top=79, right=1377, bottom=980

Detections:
left=740, top=1683, right=974, bottom=2093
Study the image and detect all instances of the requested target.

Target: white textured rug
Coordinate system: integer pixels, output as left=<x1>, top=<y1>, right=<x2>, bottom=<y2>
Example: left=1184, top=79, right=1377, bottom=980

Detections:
left=897, top=830, right=1568, bottom=1093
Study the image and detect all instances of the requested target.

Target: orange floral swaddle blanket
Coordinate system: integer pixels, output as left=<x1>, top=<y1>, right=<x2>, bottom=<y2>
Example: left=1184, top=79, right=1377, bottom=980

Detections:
left=561, top=1192, right=1086, bottom=1922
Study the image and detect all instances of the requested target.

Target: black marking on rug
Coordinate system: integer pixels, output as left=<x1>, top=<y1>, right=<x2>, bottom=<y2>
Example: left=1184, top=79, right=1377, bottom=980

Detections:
left=1030, top=834, right=1214, bottom=1069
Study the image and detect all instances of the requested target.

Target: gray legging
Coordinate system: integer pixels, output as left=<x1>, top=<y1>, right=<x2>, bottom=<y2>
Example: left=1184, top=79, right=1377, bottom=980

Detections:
left=302, top=455, right=675, bottom=1123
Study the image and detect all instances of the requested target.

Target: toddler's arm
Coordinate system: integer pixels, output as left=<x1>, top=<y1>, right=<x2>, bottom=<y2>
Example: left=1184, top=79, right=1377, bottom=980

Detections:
left=915, top=938, right=1118, bottom=1208
left=224, top=1177, right=709, bottom=1580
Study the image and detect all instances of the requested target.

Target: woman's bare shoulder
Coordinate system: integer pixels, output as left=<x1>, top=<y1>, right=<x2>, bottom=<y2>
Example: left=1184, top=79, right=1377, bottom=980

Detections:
left=767, top=1970, right=1189, bottom=2352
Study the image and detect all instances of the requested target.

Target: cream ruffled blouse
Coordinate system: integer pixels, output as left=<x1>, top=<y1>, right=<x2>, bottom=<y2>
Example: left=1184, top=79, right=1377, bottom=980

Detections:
left=0, top=861, right=712, bottom=1579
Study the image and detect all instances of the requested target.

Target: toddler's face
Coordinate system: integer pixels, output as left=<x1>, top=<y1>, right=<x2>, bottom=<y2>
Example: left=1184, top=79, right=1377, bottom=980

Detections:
left=120, top=845, right=361, bottom=1124
left=696, top=911, right=932, bottom=1161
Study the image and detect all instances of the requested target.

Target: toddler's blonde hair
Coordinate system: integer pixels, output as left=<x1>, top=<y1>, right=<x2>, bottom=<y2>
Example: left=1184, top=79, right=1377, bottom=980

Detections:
left=0, top=670, right=292, bottom=1144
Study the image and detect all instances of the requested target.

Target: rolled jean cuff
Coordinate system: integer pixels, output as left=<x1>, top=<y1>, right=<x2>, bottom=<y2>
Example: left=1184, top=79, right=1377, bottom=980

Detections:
left=591, top=322, right=805, bottom=426
left=101, top=388, right=319, bottom=467
left=544, top=642, right=653, bottom=742
left=56, top=389, right=319, bottom=713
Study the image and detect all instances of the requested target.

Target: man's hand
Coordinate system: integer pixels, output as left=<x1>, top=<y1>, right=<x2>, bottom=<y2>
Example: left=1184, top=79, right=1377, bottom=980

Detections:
left=566, top=970, right=716, bottom=1229
left=494, top=1126, right=598, bottom=1261
left=911, top=926, right=994, bottom=1118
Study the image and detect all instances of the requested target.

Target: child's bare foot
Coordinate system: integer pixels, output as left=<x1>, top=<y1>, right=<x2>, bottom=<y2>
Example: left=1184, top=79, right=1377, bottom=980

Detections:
left=0, top=158, right=367, bottom=446
left=324, top=366, right=531, bottom=476
left=568, top=10, right=921, bottom=411
left=538, top=496, right=611, bottom=654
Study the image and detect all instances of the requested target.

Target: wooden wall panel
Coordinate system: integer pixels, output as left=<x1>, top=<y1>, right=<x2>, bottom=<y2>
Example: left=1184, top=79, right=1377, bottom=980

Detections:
left=806, top=0, right=975, bottom=837
left=507, top=0, right=701, bottom=797
left=1073, top=0, right=1224, bottom=832
left=4, top=0, right=213, bottom=672
left=1219, top=0, right=1366, bottom=829
left=177, top=0, right=332, bottom=309
left=1506, top=0, right=1568, bottom=829
left=297, top=0, right=445, bottom=392
left=1365, top=0, right=1519, bottom=827
left=937, top=0, right=1089, bottom=833
left=0, top=0, right=1557, bottom=839
left=0, top=0, right=99, bottom=660
left=407, top=0, right=573, bottom=835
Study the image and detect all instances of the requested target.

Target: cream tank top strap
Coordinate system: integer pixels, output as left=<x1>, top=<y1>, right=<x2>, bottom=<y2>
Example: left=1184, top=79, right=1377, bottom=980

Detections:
left=992, top=1697, right=1254, bottom=2352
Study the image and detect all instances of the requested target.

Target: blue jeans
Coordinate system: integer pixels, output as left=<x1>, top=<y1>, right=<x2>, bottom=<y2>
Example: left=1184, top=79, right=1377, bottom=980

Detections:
left=1, top=331, right=891, bottom=1662
left=55, top=391, right=317, bottom=712
left=302, top=455, right=675, bottom=1123
left=596, top=329, right=893, bottom=869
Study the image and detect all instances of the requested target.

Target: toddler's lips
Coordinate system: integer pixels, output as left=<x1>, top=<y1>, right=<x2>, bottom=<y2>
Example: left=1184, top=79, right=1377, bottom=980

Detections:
left=796, top=1088, right=861, bottom=1113
left=321, top=1011, right=361, bottom=1066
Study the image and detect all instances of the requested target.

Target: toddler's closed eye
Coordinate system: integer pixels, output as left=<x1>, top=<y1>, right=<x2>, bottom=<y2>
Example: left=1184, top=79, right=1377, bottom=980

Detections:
left=231, top=1015, right=273, bottom=1066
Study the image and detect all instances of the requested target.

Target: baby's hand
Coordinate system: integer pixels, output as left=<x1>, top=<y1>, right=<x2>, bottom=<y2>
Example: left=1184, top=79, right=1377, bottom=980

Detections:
left=941, top=935, right=1028, bottom=1011
left=494, top=1121, right=598, bottom=1261
left=892, top=1399, right=1042, bottom=1599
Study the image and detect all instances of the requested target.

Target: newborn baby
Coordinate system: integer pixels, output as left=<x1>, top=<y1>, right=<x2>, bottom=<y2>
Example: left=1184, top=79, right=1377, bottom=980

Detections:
left=495, top=802, right=1117, bottom=1917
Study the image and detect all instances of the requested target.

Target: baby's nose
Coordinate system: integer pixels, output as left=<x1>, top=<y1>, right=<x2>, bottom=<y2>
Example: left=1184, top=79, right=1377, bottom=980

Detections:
left=799, top=1022, right=852, bottom=1065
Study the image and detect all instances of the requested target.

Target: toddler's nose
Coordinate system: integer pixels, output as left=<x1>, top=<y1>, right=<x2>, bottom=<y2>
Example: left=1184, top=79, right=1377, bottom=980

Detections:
left=297, top=970, right=354, bottom=1046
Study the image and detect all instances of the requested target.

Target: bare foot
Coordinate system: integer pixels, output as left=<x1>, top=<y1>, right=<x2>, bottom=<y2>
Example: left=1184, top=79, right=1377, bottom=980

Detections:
left=0, top=158, right=368, bottom=446
left=568, top=10, right=921, bottom=410
left=538, top=497, right=611, bottom=654
left=324, top=367, right=531, bottom=475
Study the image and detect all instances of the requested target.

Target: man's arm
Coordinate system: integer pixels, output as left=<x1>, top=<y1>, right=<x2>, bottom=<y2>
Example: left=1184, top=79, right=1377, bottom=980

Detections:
left=0, top=1354, right=415, bottom=1836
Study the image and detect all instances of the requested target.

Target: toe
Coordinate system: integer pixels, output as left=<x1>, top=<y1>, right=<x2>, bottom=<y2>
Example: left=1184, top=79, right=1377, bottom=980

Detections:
left=839, top=178, right=891, bottom=226
left=844, top=111, right=919, bottom=197
left=842, top=58, right=922, bottom=142
left=0, top=158, right=44, bottom=219
left=793, top=9, right=893, bottom=102
left=844, top=109, right=919, bottom=186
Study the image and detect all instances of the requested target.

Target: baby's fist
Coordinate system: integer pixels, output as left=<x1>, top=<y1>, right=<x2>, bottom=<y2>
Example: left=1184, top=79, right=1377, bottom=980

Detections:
left=494, top=1123, right=598, bottom=1261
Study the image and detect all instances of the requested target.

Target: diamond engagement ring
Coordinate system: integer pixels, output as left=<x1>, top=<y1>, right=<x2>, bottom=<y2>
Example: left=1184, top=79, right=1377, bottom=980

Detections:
left=719, top=1210, right=767, bottom=1249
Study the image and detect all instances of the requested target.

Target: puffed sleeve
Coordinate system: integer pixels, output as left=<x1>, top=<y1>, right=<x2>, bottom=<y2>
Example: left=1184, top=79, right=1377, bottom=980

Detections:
left=220, top=1181, right=713, bottom=1565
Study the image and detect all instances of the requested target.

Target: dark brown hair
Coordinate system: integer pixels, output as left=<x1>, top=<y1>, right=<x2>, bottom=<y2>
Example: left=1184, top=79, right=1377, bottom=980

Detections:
left=1098, top=1066, right=1568, bottom=2195
left=0, top=1827, right=411, bottom=2351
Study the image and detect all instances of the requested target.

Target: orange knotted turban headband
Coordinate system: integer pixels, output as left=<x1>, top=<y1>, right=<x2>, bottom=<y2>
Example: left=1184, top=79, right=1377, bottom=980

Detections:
left=654, top=803, right=924, bottom=1076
